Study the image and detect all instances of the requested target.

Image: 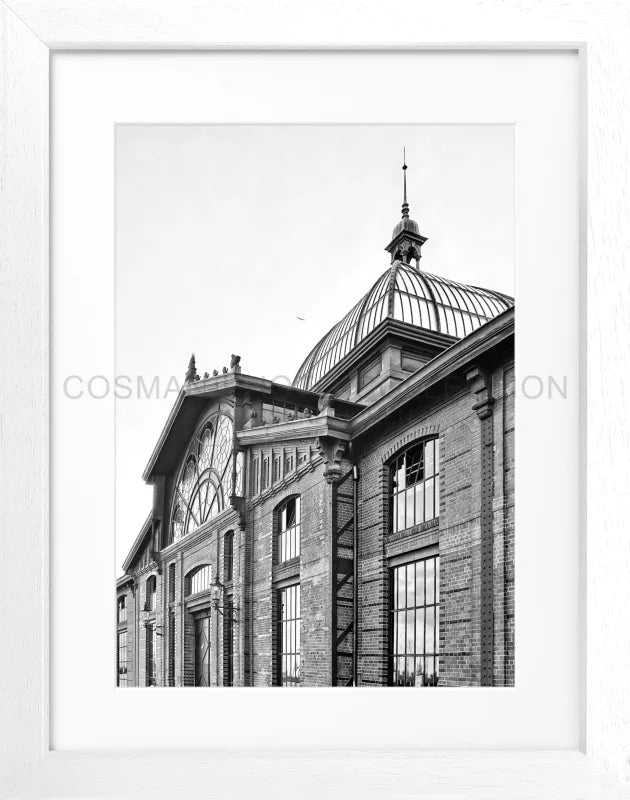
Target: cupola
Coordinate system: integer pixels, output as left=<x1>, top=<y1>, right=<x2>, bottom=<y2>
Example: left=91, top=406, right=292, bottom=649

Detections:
left=384, top=151, right=427, bottom=267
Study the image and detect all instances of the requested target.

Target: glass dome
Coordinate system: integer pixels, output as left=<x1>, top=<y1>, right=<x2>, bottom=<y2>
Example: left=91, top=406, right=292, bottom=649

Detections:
left=293, top=262, right=513, bottom=391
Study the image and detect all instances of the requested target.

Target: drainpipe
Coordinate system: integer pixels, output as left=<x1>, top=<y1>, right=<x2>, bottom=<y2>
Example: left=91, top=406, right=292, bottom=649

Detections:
left=216, top=530, right=221, bottom=687
left=352, top=463, right=359, bottom=687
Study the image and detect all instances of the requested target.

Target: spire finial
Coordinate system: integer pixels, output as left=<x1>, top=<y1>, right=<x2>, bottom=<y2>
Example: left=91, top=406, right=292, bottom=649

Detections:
left=185, top=353, right=199, bottom=383
left=401, top=147, right=409, bottom=219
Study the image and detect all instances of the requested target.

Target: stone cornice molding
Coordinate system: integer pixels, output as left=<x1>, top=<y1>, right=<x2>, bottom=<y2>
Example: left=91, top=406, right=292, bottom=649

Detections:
left=237, top=410, right=351, bottom=446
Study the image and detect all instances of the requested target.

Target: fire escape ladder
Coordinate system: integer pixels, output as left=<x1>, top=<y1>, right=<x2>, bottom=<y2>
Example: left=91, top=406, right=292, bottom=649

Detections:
left=331, top=468, right=357, bottom=686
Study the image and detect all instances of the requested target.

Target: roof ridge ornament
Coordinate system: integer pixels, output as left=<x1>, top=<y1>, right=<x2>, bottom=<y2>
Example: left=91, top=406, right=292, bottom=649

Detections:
left=185, top=353, right=199, bottom=383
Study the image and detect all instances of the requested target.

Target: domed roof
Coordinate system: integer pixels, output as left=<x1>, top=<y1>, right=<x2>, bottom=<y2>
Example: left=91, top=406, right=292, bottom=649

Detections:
left=293, top=262, right=513, bottom=391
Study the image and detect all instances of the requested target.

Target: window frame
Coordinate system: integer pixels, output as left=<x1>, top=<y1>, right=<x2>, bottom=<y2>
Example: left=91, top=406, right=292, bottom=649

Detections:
left=389, top=437, right=441, bottom=534
left=186, top=564, right=212, bottom=597
left=388, top=551, right=440, bottom=687
left=116, top=629, right=128, bottom=687
left=276, top=582, right=301, bottom=687
left=117, top=595, right=127, bottom=624
left=145, top=575, right=157, bottom=612
left=275, top=495, right=301, bottom=564
left=168, top=409, right=236, bottom=544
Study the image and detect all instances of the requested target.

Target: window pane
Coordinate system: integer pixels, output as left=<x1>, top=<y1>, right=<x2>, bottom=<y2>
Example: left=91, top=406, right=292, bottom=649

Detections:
left=415, top=560, right=425, bottom=606
left=435, top=556, right=440, bottom=601
left=425, top=478, right=435, bottom=520
left=396, top=567, right=406, bottom=608
left=397, top=657, right=405, bottom=686
left=436, top=607, right=440, bottom=654
left=425, top=558, right=435, bottom=605
left=425, top=657, right=436, bottom=686
left=406, top=609, right=415, bottom=654
left=286, top=499, right=296, bottom=528
left=415, top=608, right=425, bottom=655
left=397, top=492, right=406, bottom=531
left=397, top=612, right=406, bottom=656
left=396, top=459, right=406, bottom=491
left=425, top=606, right=436, bottom=654
left=415, top=483, right=424, bottom=524
left=434, top=474, right=440, bottom=518
left=425, top=439, right=434, bottom=476
left=406, top=446, right=423, bottom=486
left=406, top=488, right=415, bottom=529
left=414, top=657, right=424, bottom=686
left=406, top=563, right=415, bottom=607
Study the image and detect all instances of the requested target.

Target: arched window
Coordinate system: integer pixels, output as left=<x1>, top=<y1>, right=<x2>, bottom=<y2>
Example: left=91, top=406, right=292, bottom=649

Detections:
left=224, top=531, right=234, bottom=582
left=186, top=564, right=212, bottom=596
left=390, top=438, right=440, bottom=533
left=145, top=575, right=157, bottom=612
left=276, top=496, right=301, bottom=563
left=170, top=410, right=235, bottom=543
left=117, top=596, right=127, bottom=624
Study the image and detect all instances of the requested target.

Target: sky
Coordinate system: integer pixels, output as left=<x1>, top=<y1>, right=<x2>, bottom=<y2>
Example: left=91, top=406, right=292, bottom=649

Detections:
left=115, top=124, right=514, bottom=568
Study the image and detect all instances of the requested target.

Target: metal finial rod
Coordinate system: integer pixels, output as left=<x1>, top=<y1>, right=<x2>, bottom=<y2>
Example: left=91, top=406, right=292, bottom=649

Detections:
left=401, top=147, right=409, bottom=219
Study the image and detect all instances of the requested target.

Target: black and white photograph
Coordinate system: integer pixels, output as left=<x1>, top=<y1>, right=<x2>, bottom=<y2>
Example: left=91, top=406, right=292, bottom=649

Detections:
left=114, top=125, right=515, bottom=688
left=10, top=13, right=625, bottom=798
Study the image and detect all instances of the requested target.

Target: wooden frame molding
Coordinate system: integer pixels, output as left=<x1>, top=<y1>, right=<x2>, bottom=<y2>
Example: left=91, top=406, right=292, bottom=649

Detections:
left=1, top=2, right=628, bottom=796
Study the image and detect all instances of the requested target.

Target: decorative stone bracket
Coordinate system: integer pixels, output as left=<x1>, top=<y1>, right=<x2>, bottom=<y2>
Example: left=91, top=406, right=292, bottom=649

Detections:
left=466, top=365, right=495, bottom=420
left=229, top=494, right=246, bottom=528
left=316, top=436, right=347, bottom=484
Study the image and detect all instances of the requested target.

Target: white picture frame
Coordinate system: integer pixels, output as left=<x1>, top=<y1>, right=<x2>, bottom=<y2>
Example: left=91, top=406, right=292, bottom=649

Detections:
left=1, top=1, right=628, bottom=797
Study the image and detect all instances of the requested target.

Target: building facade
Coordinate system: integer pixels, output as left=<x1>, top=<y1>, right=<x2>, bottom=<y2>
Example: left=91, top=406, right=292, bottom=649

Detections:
left=116, top=187, right=515, bottom=688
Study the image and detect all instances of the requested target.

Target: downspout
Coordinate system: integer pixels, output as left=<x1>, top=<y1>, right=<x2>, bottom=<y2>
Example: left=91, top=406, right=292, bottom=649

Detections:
left=352, top=463, right=359, bottom=687
left=216, top=530, right=221, bottom=687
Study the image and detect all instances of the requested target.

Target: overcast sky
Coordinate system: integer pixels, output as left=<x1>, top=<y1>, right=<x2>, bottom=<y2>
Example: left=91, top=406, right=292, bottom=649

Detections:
left=115, top=124, right=514, bottom=568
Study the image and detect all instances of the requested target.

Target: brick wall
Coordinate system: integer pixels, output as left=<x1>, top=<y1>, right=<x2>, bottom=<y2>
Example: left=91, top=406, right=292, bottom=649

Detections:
left=355, top=357, right=515, bottom=687
left=118, top=353, right=515, bottom=688
left=248, top=440, right=334, bottom=686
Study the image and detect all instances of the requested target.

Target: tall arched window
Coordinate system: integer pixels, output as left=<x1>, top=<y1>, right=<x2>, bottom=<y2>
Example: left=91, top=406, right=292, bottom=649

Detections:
left=390, top=438, right=440, bottom=533
left=276, top=496, right=301, bottom=563
left=145, top=575, right=157, bottom=612
left=170, top=410, right=236, bottom=543
left=117, top=595, right=127, bottom=624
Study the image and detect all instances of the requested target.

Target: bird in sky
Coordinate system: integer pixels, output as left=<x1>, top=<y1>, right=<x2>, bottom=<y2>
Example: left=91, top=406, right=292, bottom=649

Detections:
left=297, top=316, right=305, bottom=321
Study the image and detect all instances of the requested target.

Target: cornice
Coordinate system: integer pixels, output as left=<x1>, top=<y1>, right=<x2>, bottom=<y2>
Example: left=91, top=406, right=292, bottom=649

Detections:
left=236, top=409, right=351, bottom=446
left=311, top=317, right=457, bottom=395
left=121, top=512, right=153, bottom=573
left=159, top=506, right=240, bottom=560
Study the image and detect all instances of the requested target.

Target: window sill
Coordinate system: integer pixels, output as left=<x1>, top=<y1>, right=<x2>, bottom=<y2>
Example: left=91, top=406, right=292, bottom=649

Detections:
left=388, top=517, right=439, bottom=541
left=273, top=558, right=300, bottom=585
left=385, top=519, right=439, bottom=560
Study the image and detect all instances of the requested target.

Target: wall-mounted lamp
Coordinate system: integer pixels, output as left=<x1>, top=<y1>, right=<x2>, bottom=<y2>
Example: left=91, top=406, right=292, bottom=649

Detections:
left=210, top=575, right=239, bottom=624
